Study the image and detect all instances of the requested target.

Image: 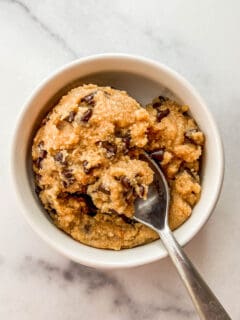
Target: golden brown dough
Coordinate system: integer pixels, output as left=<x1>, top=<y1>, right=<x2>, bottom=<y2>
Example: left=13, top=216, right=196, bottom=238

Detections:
left=32, top=85, right=204, bottom=250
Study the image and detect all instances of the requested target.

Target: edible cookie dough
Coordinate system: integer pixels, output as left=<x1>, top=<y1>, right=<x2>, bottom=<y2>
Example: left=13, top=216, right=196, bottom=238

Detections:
left=32, top=84, right=204, bottom=250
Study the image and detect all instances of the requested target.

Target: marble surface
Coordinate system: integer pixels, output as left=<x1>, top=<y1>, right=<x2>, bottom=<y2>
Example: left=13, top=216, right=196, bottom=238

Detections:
left=0, top=0, right=239, bottom=319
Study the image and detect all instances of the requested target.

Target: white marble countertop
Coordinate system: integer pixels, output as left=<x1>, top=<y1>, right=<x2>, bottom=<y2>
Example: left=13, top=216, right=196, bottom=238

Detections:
left=0, top=0, right=239, bottom=319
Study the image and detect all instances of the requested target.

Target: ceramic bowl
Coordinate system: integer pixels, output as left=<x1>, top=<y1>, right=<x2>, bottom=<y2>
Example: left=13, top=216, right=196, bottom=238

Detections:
left=11, top=54, right=224, bottom=269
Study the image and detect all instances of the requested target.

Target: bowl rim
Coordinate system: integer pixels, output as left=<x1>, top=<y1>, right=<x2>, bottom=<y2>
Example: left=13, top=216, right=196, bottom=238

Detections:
left=11, top=53, right=224, bottom=269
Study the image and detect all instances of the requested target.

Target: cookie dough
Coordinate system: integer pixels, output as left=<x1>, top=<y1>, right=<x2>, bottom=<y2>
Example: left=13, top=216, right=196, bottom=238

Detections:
left=32, top=85, right=204, bottom=250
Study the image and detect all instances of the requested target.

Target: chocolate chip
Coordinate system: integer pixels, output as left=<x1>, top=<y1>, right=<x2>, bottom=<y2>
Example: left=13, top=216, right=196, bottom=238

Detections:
left=68, top=190, right=85, bottom=198
left=80, top=194, right=97, bottom=216
left=39, top=149, right=47, bottom=159
left=157, top=108, right=170, bottom=122
left=35, top=186, right=41, bottom=195
left=49, top=208, right=57, bottom=215
left=120, top=214, right=134, bottom=224
left=62, top=169, right=73, bottom=179
left=87, top=211, right=97, bottom=217
left=124, top=189, right=133, bottom=202
left=62, top=181, right=68, bottom=188
left=80, top=93, right=95, bottom=106
left=184, top=128, right=198, bottom=141
left=57, top=192, right=69, bottom=199
left=184, top=167, right=196, bottom=179
left=114, top=127, right=123, bottom=138
left=138, top=185, right=145, bottom=198
left=65, top=111, right=76, bottom=123
left=81, top=109, right=92, bottom=122
left=35, top=148, right=47, bottom=168
left=35, top=158, right=43, bottom=169
left=84, top=224, right=91, bottom=233
left=41, top=117, right=48, bottom=125
left=82, top=160, right=90, bottom=174
left=98, top=184, right=111, bottom=195
left=120, top=176, right=131, bottom=189
left=122, top=134, right=131, bottom=152
left=152, top=102, right=161, bottom=108
left=54, top=152, right=63, bottom=163
left=62, top=169, right=75, bottom=186
left=119, top=132, right=131, bottom=154
left=38, top=141, right=44, bottom=149
left=100, top=141, right=117, bottom=158
left=108, top=209, right=119, bottom=215
left=152, top=96, right=167, bottom=108
left=150, top=149, right=164, bottom=162
left=104, top=90, right=111, bottom=97
left=34, top=173, right=41, bottom=183
left=159, top=95, right=167, bottom=102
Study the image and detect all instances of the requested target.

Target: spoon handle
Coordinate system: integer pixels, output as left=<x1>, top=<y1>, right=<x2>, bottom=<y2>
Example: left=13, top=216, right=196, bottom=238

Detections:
left=158, top=227, right=231, bottom=320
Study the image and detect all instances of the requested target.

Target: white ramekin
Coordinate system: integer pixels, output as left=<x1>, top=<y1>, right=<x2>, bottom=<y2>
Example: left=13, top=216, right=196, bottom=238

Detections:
left=11, top=54, right=224, bottom=269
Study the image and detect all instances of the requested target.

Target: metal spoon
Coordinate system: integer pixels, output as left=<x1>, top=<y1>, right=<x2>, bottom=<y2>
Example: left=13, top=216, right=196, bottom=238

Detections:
left=134, top=152, right=231, bottom=320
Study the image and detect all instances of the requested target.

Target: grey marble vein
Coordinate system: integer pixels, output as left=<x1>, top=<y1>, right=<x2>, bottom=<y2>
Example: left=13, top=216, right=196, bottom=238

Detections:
left=7, top=0, right=78, bottom=59
left=19, top=256, right=195, bottom=320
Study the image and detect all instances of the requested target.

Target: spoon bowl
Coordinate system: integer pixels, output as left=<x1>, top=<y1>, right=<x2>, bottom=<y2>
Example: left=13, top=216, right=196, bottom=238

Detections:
left=134, top=152, right=169, bottom=230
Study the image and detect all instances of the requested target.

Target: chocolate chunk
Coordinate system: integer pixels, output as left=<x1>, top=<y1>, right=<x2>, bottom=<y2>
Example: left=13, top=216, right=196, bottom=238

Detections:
left=81, top=109, right=92, bottom=122
left=80, top=92, right=95, bottom=106
left=150, top=149, right=164, bottom=162
left=157, top=108, right=170, bottom=122
left=120, top=176, right=131, bottom=189
left=65, top=111, right=76, bottom=123
left=98, top=184, right=111, bottom=195
left=100, top=141, right=117, bottom=158
left=54, top=152, right=63, bottom=163
left=138, top=185, right=145, bottom=198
